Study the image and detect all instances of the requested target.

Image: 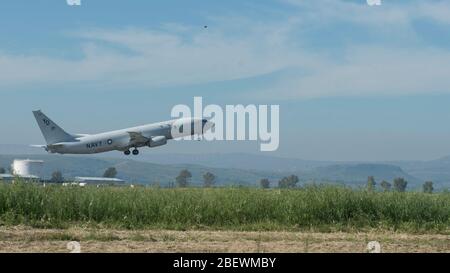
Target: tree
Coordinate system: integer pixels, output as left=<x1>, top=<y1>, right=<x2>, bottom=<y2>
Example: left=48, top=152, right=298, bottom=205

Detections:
left=202, top=172, right=216, bottom=188
left=176, top=169, right=192, bottom=188
left=393, top=177, right=408, bottom=192
left=423, top=181, right=434, bottom=194
left=278, top=175, right=299, bottom=188
left=0, top=167, right=5, bottom=174
left=51, top=171, right=64, bottom=183
left=380, top=180, right=391, bottom=192
left=103, top=167, right=117, bottom=178
left=260, top=178, right=270, bottom=189
left=367, top=176, right=376, bottom=192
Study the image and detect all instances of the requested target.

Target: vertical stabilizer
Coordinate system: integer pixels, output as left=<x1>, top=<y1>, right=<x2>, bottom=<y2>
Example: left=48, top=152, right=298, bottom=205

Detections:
left=32, top=110, right=74, bottom=144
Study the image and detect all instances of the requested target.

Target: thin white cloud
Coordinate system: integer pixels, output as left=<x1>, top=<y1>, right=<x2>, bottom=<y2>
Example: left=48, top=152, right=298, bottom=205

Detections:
left=1, top=0, right=450, bottom=100
left=0, top=24, right=305, bottom=89
left=254, top=46, right=450, bottom=100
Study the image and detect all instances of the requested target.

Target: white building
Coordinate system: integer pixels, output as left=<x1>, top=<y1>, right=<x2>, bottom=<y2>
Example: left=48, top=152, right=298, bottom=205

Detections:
left=12, top=159, right=44, bottom=178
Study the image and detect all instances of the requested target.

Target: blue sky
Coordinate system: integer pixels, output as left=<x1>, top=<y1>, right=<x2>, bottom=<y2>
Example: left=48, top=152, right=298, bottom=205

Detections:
left=1, top=0, right=450, bottom=161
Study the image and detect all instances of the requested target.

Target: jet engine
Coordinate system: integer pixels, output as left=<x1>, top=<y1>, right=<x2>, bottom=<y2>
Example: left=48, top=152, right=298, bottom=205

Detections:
left=148, top=136, right=167, bottom=147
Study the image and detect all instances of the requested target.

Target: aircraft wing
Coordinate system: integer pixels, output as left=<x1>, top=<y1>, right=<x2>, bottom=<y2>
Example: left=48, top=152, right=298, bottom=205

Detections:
left=127, top=131, right=150, bottom=145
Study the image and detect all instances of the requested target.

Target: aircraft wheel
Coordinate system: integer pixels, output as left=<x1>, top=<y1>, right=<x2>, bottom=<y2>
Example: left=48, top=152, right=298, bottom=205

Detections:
left=124, top=150, right=131, bottom=155
left=132, top=149, right=139, bottom=155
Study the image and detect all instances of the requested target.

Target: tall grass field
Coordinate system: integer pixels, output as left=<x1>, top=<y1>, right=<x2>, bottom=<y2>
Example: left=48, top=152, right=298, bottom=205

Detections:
left=0, top=182, right=449, bottom=232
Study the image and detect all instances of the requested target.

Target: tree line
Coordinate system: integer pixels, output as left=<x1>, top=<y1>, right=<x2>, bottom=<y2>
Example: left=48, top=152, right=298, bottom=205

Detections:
left=258, top=175, right=435, bottom=193
left=366, top=176, right=434, bottom=193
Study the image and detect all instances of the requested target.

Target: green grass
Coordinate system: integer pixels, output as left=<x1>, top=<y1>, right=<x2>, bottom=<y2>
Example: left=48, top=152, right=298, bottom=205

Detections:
left=0, top=181, right=449, bottom=233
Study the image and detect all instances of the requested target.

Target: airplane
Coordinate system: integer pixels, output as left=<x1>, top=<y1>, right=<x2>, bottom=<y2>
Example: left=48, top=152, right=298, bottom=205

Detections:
left=31, top=110, right=214, bottom=155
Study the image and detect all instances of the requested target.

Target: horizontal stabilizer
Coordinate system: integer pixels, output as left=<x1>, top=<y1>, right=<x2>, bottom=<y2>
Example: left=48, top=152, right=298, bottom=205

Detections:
left=30, top=144, right=47, bottom=148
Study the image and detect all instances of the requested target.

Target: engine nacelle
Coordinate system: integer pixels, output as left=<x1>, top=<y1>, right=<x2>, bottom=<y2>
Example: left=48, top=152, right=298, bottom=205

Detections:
left=148, top=136, right=167, bottom=147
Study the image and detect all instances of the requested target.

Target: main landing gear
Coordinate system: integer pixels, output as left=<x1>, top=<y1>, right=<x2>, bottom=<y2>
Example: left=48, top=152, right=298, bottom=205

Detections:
left=124, top=149, right=139, bottom=156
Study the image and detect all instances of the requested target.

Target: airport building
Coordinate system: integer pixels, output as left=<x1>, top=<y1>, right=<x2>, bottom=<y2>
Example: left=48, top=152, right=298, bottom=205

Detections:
left=0, top=174, right=40, bottom=181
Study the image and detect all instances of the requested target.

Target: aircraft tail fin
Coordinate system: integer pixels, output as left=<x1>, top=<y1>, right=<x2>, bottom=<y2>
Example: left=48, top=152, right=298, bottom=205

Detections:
left=32, top=110, right=75, bottom=145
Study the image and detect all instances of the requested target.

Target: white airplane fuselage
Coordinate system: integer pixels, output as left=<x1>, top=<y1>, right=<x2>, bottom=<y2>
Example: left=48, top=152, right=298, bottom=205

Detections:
left=32, top=110, right=213, bottom=156
left=52, top=121, right=172, bottom=154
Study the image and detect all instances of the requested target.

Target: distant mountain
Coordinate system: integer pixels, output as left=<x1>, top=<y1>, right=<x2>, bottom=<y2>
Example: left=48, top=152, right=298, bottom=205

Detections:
left=132, top=153, right=450, bottom=189
left=301, top=163, right=419, bottom=187
left=134, top=152, right=333, bottom=172
left=1, top=144, right=449, bottom=190
left=390, top=156, right=450, bottom=189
